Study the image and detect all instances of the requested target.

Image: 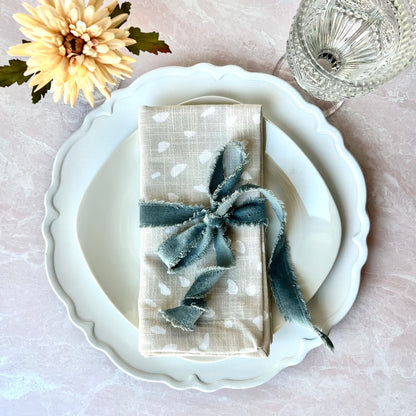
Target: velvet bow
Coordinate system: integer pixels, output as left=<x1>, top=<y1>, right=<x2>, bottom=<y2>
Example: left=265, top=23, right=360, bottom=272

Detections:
left=139, top=141, right=333, bottom=350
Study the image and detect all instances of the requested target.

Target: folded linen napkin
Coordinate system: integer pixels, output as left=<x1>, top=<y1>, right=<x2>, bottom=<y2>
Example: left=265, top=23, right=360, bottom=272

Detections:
left=138, top=104, right=272, bottom=357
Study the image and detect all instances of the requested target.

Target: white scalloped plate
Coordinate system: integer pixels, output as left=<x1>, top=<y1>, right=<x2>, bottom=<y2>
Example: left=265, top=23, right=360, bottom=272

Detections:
left=43, top=64, right=369, bottom=391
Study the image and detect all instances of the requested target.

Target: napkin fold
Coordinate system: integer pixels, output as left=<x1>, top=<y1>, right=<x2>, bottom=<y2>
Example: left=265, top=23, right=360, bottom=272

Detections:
left=138, top=104, right=272, bottom=357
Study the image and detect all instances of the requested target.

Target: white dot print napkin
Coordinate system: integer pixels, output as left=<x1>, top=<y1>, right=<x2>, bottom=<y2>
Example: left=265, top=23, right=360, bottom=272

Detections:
left=138, top=104, right=272, bottom=358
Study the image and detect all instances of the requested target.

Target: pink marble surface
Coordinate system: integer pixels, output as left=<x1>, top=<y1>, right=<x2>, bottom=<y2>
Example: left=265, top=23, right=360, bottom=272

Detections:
left=1, top=0, right=415, bottom=415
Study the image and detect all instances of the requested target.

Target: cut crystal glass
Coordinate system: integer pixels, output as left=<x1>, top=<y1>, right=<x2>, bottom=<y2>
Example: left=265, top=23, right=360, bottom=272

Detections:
left=286, top=0, right=416, bottom=101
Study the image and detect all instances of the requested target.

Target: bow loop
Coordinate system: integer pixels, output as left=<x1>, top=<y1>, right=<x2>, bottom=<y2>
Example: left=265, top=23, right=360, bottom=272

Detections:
left=226, top=198, right=268, bottom=227
left=139, top=201, right=205, bottom=227
left=157, top=223, right=213, bottom=272
left=208, top=141, right=248, bottom=204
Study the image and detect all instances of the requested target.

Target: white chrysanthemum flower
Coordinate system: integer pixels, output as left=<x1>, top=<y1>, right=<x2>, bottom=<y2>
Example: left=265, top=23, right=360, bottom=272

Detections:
left=8, top=0, right=136, bottom=107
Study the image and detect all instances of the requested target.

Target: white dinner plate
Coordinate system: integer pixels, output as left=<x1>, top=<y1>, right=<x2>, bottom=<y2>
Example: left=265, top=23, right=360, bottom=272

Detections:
left=75, top=95, right=341, bottom=333
left=43, top=64, right=369, bottom=391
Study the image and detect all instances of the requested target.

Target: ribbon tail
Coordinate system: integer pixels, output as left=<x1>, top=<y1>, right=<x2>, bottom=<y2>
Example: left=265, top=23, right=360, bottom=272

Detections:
left=160, top=266, right=228, bottom=331
left=217, top=184, right=333, bottom=350
left=159, top=299, right=207, bottom=332
left=313, top=327, right=334, bottom=351
left=269, top=237, right=334, bottom=351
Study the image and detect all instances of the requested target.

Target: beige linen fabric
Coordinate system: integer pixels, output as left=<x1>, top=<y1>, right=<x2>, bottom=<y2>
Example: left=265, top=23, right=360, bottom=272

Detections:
left=138, top=104, right=272, bottom=358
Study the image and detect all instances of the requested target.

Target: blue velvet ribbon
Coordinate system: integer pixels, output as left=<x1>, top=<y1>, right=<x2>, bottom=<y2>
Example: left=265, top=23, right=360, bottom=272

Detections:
left=139, top=141, right=333, bottom=350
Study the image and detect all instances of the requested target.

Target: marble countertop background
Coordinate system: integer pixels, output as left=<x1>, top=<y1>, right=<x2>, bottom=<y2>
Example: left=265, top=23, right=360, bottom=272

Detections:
left=1, top=0, right=415, bottom=415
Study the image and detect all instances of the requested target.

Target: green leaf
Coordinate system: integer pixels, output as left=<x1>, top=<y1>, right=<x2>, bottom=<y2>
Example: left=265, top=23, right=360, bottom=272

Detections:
left=110, top=1, right=131, bottom=28
left=110, top=1, right=131, bottom=18
left=0, top=59, right=32, bottom=87
left=31, top=80, right=52, bottom=104
left=127, top=27, right=171, bottom=56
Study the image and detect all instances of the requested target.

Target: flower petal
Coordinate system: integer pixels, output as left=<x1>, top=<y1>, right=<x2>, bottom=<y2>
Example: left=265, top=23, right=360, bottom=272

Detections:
left=94, top=16, right=112, bottom=32
left=105, top=38, right=126, bottom=50
left=53, top=0, right=65, bottom=17
left=87, top=0, right=104, bottom=10
left=22, top=3, right=42, bottom=20
left=94, top=43, right=109, bottom=54
left=40, top=0, right=54, bottom=5
left=87, top=23, right=103, bottom=38
left=68, top=7, right=80, bottom=24
left=7, top=43, right=31, bottom=56
left=13, top=12, right=42, bottom=28
left=52, top=81, right=64, bottom=102
left=69, top=81, right=79, bottom=107
left=95, top=62, right=116, bottom=84
left=105, top=0, right=118, bottom=14
left=82, top=87, right=94, bottom=107
left=95, top=49, right=121, bottom=64
left=82, top=5, right=95, bottom=25
left=109, top=13, right=128, bottom=28
left=123, top=37, right=136, bottom=47
left=82, top=56, right=97, bottom=72
left=121, top=54, right=136, bottom=64
left=32, top=71, right=55, bottom=91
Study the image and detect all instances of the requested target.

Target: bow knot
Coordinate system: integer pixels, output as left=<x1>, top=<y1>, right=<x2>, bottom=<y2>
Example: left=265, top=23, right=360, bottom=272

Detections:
left=139, top=141, right=334, bottom=350
left=203, top=211, right=226, bottom=229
